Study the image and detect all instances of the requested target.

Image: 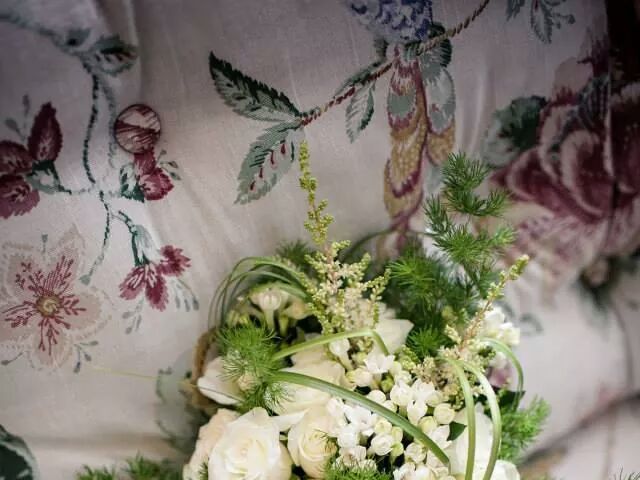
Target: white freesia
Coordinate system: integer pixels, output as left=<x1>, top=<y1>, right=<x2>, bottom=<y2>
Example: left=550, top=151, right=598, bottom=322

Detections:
left=433, top=403, right=456, bottom=425
left=347, top=367, right=374, bottom=387
left=366, top=390, right=387, bottom=405
left=369, top=433, right=395, bottom=456
left=183, top=409, right=238, bottom=480
left=446, top=405, right=520, bottom=479
left=338, top=445, right=367, bottom=467
left=364, top=352, right=395, bottom=374
left=288, top=406, right=337, bottom=478
left=393, top=462, right=416, bottom=480
left=390, top=382, right=413, bottom=407
left=412, top=380, right=442, bottom=406
left=374, top=418, right=392, bottom=435
left=329, top=338, right=351, bottom=357
left=407, top=400, right=428, bottom=425
left=337, top=424, right=360, bottom=448
left=197, top=357, right=241, bottom=405
left=208, top=407, right=291, bottom=480
left=275, top=360, right=345, bottom=416
left=404, top=442, right=426, bottom=463
left=344, top=404, right=377, bottom=436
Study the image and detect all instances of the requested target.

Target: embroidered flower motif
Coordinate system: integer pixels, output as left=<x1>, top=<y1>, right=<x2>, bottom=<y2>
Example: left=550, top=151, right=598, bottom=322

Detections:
left=0, top=228, right=108, bottom=370
left=133, top=149, right=174, bottom=201
left=0, top=103, right=62, bottom=219
left=119, top=244, right=191, bottom=310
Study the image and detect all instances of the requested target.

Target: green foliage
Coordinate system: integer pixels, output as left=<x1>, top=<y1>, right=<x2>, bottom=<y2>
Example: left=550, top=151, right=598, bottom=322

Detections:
left=407, top=326, right=453, bottom=358
left=385, top=152, right=516, bottom=351
left=198, top=462, right=208, bottom=480
left=426, top=153, right=514, bottom=297
left=499, top=397, right=550, bottom=462
left=276, top=240, right=314, bottom=272
left=76, top=456, right=180, bottom=480
left=218, top=325, right=287, bottom=411
left=325, top=461, right=391, bottom=480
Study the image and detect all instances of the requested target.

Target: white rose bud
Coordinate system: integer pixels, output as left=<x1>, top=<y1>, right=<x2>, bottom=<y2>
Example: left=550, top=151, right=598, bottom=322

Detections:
left=418, top=416, right=438, bottom=435
left=374, top=418, right=392, bottom=436
left=433, top=403, right=456, bottom=425
left=366, top=390, right=387, bottom=405
left=390, top=382, right=413, bottom=407
left=404, top=442, right=426, bottom=463
left=197, top=357, right=242, bottom=405
left=347, top=368, right=374, bottom=388
left=407, top=400, right=428, bottom=425
left=369, top=434, right=394, bottom=456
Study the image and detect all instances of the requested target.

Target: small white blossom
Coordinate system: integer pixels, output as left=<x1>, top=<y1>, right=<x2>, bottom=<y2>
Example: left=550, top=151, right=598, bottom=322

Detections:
left=394, top=369, right=413, bottom=385
left=498, top=322, right=520, bottom=347
left=412, top=380, right=438, bottom=406
left=374, top=418, right=392, bottom=436
left=407, top=400, right=428, bottom=425
left=389, top=361, right=404, bottom=377
left=366, top=390, right=387, bottom=405
left=490, top=351, right=508, bottom=370
left=404, top=442, right=426, bottom=463
left=369, top=433, right=395, bottom=456
left=337, top=424, right=360, bottom=448
left=413, top=464, right=433, bottom=480
left=364, top=352, right=395, bottom=375
left=329, top=338, right=351, bottom=363
left=390, top=382, right=413, bottom=407
left=418, top=416, right=438, bottom=435
left=347, top=368, right=374, bottom=387
left=344, top=405, right=377, bottom=436
left=338, top=445, right=367, bottom=467
left=393, top=462, right=416, bottom=480
left=250, top=287, right=288, bottom=312
left=433, top=403, right=455, bottom=425
left=383, top=400, right=398, bottom=412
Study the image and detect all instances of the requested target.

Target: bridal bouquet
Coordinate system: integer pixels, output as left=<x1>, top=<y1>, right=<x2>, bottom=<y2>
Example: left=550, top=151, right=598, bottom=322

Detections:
left=175, top=145, right=548, bottom=480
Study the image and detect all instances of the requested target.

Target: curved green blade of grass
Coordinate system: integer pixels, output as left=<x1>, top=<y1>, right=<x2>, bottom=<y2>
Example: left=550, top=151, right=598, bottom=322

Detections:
left=272, top=371, right=449, bottom=465
left=273, top=327, right=389, bottom=359
left=442, top=358, right=476, bottom=480
left=461, top=360, right=502, bottom=480
left=481, top=337, right=524, bottom=409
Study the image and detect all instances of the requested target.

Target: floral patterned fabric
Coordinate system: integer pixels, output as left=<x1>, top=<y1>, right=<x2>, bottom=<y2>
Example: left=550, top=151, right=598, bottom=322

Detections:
left=0, top=0, right=638, bottom=478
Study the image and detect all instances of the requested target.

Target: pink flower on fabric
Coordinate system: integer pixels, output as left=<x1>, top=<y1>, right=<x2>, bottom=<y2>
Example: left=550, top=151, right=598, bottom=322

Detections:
left=0, top=103, right=62, bottom=219
left=133, top=149, right=173, bottom=201
left=0, top=228, right=107, bottom=370
left=119, top=245, right=190, bottom=310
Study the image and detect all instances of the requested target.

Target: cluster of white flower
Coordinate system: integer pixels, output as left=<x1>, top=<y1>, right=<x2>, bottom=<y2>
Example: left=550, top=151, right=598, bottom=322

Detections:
left=187, top=302, right=523, bottom=480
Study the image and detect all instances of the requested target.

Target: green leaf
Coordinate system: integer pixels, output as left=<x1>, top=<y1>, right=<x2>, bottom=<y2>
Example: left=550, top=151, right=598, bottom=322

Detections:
left=482, top=96, right=547, bottom=168
left=119, top=163, right=145, bottom=202
left=345, top=82, right=375, bottom=142
left=506, top=0, right=526, bottom=19
left=87, top=35, right=137, bottom=75
left=209, top=52, right=301, bottom=122
left=235, top=122, right=304, bottom=204
left=449, top=421, right=466, bottom=441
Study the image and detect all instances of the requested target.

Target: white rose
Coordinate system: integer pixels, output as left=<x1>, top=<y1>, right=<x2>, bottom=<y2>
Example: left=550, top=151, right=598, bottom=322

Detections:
left=407, top=400, right=428, bottom=425
left=183, top=409, right=238, bottom=480
left=390, top=382, right=413, bottom=407
left=433, top=403, right=456, bottom=425
left=209, top=407, right=291, bottom=480
left=373, top=317, right=414, bottom=354
left=446, top=405, right=516, bottom=478
left=275, top=360, right=345, bottom=416
left=197, top=357, right=242, bottom=405
left=369, top=433, right=395, bottom=456
left=288, top=406, right=337, bottom=478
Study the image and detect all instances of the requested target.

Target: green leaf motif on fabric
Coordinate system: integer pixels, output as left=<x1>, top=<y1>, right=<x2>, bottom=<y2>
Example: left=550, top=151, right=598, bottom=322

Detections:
left=236, top=122, right=304, bottom=204
left=0, top=425, right=40, bottom=480
left=209, top=53, right=301, bottom=122
left=423, top=69, right=455, bottom=134
left=87, top=35, right=137, bottom=75
left=346, top=82, right=375, bottom=142
left=119, top=163, right=145, bottom=202
left=417, top=24, right=452, bottom=78
left=481, top=96, right=547, bottom=168
left=506, top=0, right=575, bottom=43
left=387, top=83, right=417, bottom=118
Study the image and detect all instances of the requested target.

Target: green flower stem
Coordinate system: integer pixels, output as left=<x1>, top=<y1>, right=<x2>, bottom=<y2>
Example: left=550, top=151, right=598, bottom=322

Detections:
left=461, top=361, right=502, bottom=480
left=272, top=328, right=389, bottom=360
left=481, top=338, right=524, bottom=409
left=442, top=358, right=476, bottom=480
left=272, top=371, right=449, bottom=465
